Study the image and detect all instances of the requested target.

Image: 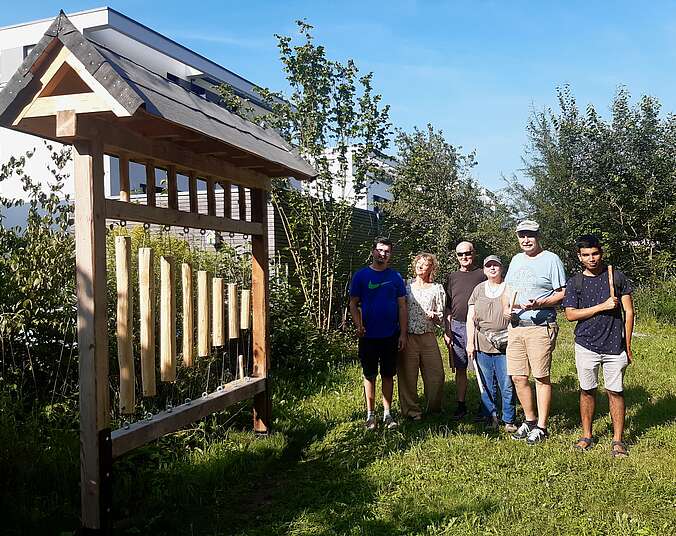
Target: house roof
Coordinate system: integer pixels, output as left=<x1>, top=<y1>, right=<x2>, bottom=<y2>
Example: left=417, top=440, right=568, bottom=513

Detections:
left=0, top=11, right=317, bottom=182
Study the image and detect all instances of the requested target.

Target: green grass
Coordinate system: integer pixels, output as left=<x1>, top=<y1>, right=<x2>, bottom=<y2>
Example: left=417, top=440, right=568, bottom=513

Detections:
left=4, top=321, right=676, bottom=535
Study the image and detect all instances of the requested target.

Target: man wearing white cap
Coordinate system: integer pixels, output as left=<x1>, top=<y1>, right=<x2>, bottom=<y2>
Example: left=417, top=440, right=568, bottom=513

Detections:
left=504, top=220, right=566, bottom=444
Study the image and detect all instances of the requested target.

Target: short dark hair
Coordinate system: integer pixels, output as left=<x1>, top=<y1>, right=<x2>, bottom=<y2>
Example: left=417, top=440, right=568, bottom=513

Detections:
left=575, top=234, right=602, bottom=252
left=372, top=236, right=394, bottom=250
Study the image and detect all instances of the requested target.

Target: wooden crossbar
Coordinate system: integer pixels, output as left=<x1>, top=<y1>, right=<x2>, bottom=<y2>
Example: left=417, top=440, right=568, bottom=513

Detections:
left=105, top=199, right=264, bottom=236
left=111, top=377, right=266, bottom=458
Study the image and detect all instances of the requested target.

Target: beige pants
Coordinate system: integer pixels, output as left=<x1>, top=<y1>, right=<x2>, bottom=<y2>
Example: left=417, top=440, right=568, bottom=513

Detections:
left=397, top=332, right=445, bottom=418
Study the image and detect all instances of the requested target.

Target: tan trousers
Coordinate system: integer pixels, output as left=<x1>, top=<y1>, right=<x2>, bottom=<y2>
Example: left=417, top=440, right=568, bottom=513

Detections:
left=397, top=332, right=445, bottom=418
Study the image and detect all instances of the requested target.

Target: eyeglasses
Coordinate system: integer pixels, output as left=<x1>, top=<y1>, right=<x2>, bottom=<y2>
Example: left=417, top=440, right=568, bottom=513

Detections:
left=456, top=251, right=474, bottom=257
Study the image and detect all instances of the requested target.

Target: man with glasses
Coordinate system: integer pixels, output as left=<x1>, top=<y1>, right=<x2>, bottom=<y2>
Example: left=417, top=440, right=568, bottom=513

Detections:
left=350, top=237, right=408, bottom=430
left=504, top=220, right=566, bottom=444
left=444, top=241, right=486, bottom=420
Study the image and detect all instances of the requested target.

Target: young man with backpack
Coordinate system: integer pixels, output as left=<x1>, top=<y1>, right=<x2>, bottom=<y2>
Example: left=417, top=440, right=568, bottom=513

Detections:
left=562, top=235, right=635, bottom=457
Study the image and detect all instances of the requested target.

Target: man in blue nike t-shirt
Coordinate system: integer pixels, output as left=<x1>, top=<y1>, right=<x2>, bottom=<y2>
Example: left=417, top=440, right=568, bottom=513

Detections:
left=349, top=237, right=408, bottom=431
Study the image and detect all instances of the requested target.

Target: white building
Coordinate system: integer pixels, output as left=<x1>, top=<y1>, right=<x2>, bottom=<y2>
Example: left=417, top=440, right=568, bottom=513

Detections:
left=0, top=7, right=392, bottom=227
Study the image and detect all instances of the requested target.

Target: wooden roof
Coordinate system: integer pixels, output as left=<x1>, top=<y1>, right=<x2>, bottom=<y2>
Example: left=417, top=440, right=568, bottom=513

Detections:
left=0, top=11, right=317, bottom=184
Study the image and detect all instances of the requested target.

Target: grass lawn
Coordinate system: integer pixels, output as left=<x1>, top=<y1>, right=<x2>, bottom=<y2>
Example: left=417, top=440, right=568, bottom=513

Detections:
left=5, top=321, right=676, bottom=535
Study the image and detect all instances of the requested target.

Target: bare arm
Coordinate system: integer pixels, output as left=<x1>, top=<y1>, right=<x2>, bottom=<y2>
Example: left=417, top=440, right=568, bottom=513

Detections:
left=522, top=287, right=566, bottom=310
left=465, top=304, right=476, bottom=358
left=564, top=295, right=619, bottom=322
left=349, top=296, right=365, bottom=337
left=398, top=296, right=408, bottom=350
left=622, top=294, right=635, bottom=363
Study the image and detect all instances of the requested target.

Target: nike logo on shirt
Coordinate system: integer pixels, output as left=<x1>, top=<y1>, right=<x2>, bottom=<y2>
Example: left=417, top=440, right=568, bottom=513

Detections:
left=368, top=280, right=391, bottom=289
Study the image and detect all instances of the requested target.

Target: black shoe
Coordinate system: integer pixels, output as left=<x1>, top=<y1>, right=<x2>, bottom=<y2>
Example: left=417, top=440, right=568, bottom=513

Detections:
left=451, top=405, right=467, bottom=421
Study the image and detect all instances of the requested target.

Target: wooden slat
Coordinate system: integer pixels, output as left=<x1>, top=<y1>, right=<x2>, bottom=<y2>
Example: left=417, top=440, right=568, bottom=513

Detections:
left=111, top=377, right=266, bottom=458
left=73, top=117, right=274, bottom=189
left=188, top=172, right=198, bottom=213
left=221, top=180, right=232, bottom=218
left=238, top=186, right=247, bottom=221
left=139, top=247, right=156, bottom=396
left=105, top=199, right=264, bottom=236
left=145, top=160, right=156, bottom=207
left=212, top=277, right=224, bottom=347
left=250, top=188, right=270, bottom=433
left=160, top=256, right=176, bottom=382
left=74, top=139, right=110, bottom=528
left=197, top=271, right=211, bottom=358
left=115, top=236, right=135, bottom=415
left=240, top=289, right=251, bottom=331
left=167, top=164, right=178, bottom=210
left=228, top=283, right=239, bottom=339
left=118, top=154, right=130, bottom=202
left=206, top=178, right=216, bottom=216
left=181, top=262, right=194, bottom=367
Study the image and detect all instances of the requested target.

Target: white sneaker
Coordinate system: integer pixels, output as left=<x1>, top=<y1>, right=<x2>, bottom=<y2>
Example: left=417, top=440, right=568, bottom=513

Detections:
left=511, top=422, right=533, bottom=441
left=526, top=427, right=549, bottom=445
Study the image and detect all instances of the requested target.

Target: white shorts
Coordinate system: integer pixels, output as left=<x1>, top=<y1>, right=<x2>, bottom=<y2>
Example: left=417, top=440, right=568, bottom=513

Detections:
left=574, top=343, right=628, bottom=393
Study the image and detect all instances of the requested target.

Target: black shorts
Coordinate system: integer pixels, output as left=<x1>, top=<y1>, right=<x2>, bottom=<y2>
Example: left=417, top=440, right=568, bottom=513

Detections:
left=358, top=333, right=398, bottom=379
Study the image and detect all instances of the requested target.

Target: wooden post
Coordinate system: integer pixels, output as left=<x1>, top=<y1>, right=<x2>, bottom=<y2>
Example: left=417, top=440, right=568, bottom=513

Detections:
left=115, top=236, right=134, bottom=415
left=251, top=188, right=270, bottom=433
left=238, top=185, right=247, bottom=220
left=118, top=153, right=130, bottom=202
left=145, top=160, right=156, bottom=207
left=240, top=289, right=251, bottom=331
left=139, top=247, right=156, bottom=396
left=228, top=283, right=239, bottom=339
left=167, top=164, right=178, bottom=210
left=181, top=262, right=194, bottom=367
left=74, top=139, right=111, bottom=531
left=160, top=256, right=176, bottom=382
left=197, top=270, right=211, bottom=357
left=188, top=171, right=198, bottom=213
left=212, top=277, right=225, bottom=347
left=207, top=178, right=216, bottom=216
left=221, top=180, right=232, bottom=218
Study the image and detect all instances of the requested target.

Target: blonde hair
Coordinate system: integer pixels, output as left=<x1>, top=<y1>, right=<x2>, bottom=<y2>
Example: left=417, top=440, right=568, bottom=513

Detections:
left=411, top=252, right=439, bottom=281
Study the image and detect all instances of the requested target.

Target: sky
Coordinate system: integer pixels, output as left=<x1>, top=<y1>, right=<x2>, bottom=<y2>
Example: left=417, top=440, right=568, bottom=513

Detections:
left=3, top=1, right=676, bottom=190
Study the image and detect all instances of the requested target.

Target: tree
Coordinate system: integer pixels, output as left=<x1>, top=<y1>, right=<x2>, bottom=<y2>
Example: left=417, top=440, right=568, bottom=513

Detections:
left=385, top=124, right=516, bottom=278
left=515, top=86, right=676, bottom=280
left=245, top=20, right=392, bottom=331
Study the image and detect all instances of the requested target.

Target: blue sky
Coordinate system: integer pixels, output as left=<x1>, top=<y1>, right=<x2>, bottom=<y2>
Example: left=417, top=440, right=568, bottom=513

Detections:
left=3, top=1, right=676, bottom=190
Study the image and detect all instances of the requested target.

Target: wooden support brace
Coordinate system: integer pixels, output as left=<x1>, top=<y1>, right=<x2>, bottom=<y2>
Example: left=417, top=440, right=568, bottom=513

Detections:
left=207, top=178, right=216, bottom=217
left=56, top=109, right=76, bottom=137
left=238, top=185, right=247, bottom=221
left=118, top=153, right=130, bottom=203
left=115, top=236, right=135, bottom=415
left=160, top=256, right=176, bottom=382
left=188, top=171, right=198, bottom=213
left=145, top=160, right=156, bottom=207
left=221, top=180, right=232, bottom=218
left=167, top=164, right=178, bottom=210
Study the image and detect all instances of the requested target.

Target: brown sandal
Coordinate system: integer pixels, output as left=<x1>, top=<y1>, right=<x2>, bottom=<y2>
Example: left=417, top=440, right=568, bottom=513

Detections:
left=611, top=440, right=629, bottom=458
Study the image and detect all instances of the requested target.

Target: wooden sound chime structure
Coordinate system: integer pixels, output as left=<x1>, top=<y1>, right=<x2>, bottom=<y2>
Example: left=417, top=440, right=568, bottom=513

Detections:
left=115, top=235, right=254, bottom=415
left=0, top=12, right=317, bottom=532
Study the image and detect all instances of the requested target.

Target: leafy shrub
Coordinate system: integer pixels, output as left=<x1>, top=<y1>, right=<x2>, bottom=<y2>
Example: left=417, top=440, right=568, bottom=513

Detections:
left=634, top=278, right=676, bottom=324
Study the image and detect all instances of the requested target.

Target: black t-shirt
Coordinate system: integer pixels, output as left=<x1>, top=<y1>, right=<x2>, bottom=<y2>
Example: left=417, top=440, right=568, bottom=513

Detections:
left=445, top=268, right=487, bottom=322
left=562, top=269, right=632, bottom=354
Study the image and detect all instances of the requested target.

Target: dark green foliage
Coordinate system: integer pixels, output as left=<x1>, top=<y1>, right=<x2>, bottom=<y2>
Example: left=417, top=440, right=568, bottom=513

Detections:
left=513, top=85, right=676, bottom=281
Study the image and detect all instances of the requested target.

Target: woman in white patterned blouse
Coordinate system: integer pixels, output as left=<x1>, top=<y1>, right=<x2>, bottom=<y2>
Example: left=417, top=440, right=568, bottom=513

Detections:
left=398, top=253, right=446, bottom=420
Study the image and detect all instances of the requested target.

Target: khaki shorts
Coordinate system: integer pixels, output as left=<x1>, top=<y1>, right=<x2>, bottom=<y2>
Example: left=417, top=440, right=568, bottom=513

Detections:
left=506, top=324, right=558, bottom=378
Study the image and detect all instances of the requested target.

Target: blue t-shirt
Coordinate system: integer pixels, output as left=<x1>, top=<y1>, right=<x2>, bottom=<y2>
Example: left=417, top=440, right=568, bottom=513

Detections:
left=562, top=269, right=632, bottom=354
left=350, top=267, right=406, bottom=338
left=505, top=250, right=567, bottom=324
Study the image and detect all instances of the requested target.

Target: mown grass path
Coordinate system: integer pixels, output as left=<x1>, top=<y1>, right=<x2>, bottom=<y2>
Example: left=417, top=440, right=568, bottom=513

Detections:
left=110, top=322, right=676, bottom=535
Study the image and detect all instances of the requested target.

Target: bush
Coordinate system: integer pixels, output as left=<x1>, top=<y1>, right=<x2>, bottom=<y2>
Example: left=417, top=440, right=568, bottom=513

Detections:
left=634, top=278, right=676, bottom=324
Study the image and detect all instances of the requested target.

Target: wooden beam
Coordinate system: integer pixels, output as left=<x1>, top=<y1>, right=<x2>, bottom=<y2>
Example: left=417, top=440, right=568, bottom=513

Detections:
left=74, top=117, right=273, bottom=190
left=56, top=109, right=76, bottom=137
left=220, top=180, right=232, bottom=218
left=118, top=154, right=130, bottom=202
left=238, top=186, right=247, bottom=221
left=145, top=161, right=156, bottom=207
left=250, top=188, right=270, bottom=433
left=22, top=92, right=111, bottom=118
left=167, top=165, right=178, bottom=210
left=111, top=377, right=266, bottom=458
left=206, top=178, right=216, bottom=216
left=105, top=199, right=264, bottom=236
left=74, top=138, right=111, bottom=529
left=188, top=172, right=198, bottom=213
